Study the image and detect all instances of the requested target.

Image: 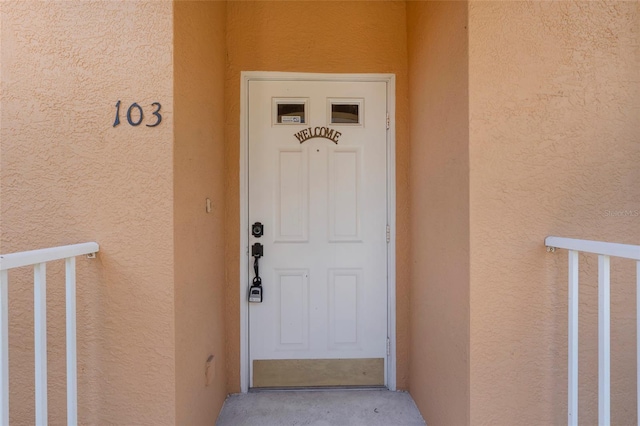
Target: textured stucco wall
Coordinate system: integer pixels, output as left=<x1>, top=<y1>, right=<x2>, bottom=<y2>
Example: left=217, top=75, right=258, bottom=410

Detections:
left=224, top=0, right=410, bottom=392
left=174, top=1, right=228, bottom=424
left=3, top=1, right=637, bottom=424
left=407, top=2, right=470, bottom=425
left=469, top=2, right=640, bottom=424
left=1, top=1, right=176, bottom=424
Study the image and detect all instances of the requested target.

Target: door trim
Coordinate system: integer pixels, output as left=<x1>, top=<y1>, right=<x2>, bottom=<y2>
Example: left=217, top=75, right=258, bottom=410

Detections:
left=239, top=71, right=396, bottom=392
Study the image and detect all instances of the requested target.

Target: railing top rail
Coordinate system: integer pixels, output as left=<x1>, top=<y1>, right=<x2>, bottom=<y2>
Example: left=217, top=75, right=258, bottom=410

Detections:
left=0, top=242, right=99, bottom=271
left=545, top=236, right=640, bottom=261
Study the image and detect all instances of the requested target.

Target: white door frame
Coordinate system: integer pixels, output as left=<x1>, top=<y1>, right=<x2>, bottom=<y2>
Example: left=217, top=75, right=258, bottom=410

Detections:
left=239, top=71, right=396, bottom=392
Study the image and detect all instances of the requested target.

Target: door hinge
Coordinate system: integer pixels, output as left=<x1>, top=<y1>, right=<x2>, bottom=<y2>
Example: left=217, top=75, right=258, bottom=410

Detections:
left=386, top=112, right=390, bottom=130
left=386, top=225, right=391, bottom=243
left=387, top=338, right=391, bottom=356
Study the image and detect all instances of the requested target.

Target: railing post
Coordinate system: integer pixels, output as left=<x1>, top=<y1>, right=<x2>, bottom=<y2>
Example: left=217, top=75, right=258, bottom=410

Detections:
left=0, top=270, right=8, bottom=426
left=65, top=257, right=77, bottom=426
left=547, top=237, right=640, bottom=426
left=568, top=250, right=579, bottom=426
left=0, top=242, right=98, bottom=425
left=34, top=263, right=48, bottom=426
left=598, top=255, right=611, bottom=426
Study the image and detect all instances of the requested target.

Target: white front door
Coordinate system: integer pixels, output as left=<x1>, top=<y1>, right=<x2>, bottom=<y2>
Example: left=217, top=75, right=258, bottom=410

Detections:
left=248, top=79, right=388, bottom=388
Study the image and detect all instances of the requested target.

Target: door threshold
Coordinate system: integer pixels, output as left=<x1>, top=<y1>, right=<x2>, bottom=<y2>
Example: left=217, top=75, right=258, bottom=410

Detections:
left=249, top=385, right=388, bottom=393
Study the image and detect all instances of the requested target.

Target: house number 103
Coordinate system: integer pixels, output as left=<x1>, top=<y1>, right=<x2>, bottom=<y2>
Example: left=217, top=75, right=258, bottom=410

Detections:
left=113, top=100, right=162, bottom=128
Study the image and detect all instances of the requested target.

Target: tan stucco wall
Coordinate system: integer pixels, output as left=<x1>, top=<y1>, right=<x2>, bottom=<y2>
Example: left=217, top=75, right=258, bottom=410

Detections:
left=3, top=1, right=638, bottom=424
left=224, top=0, right=410, bottom=392
left=1, top=1, right=176, bottom=424
left=407, top=2, right=470, bottom=424
left=174, top=1, right=227, bottom=424
left=469, top=2, right=640, bottom=424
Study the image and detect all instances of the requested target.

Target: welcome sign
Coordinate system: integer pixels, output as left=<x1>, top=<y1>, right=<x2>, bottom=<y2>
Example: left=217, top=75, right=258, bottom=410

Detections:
left=293, top=127, right=342, bottom=144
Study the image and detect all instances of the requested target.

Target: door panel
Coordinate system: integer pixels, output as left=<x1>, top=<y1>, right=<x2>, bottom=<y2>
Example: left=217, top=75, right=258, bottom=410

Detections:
left=276, top=269, right=309, bottom=349
left=275, top=149, right=308, bottom=242
left=328, top=147, right=362, bottom=241
left=248, top=80, right=387, bottom=388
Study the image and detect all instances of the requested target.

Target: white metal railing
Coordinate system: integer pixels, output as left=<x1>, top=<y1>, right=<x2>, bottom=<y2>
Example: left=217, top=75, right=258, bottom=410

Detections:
left=546, top=236, right=640, bottom=426
left=0, top=242, right=99, bottom=426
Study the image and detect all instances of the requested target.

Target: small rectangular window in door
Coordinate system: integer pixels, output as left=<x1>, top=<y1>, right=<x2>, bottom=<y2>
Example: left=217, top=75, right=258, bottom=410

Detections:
left=328, top=98, right=363, bottom=125
left=273, top=98, right=307, bottom=125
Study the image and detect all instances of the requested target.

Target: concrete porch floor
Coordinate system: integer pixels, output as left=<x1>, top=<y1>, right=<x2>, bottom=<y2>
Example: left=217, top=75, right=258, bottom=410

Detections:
left=216, top=389, right=426, bottom=426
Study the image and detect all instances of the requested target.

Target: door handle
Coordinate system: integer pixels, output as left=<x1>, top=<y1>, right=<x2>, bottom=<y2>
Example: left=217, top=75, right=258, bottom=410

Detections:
left=252, top=242, right=263, bottom=279
left=249, top=242, right=264, bottom=303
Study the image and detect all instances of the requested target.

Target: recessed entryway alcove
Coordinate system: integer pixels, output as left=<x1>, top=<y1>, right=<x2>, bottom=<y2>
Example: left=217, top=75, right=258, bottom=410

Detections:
left=174, top=1, right=469, bottom=424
